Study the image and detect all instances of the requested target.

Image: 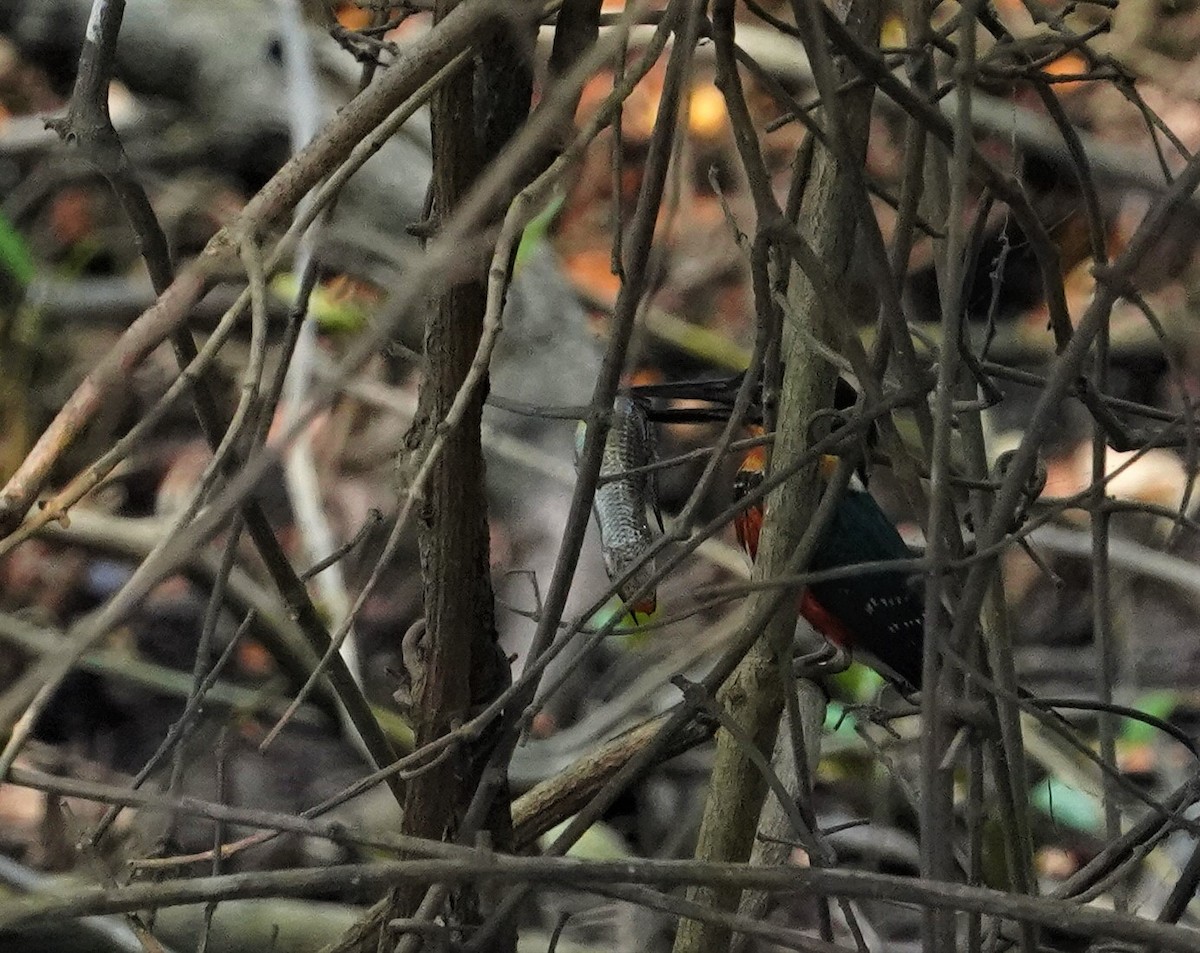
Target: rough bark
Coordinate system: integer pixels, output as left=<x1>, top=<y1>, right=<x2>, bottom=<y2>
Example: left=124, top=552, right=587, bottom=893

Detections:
left=388, top=0, right=527, bottom=944
left=671, top=2, right=881, bottom=951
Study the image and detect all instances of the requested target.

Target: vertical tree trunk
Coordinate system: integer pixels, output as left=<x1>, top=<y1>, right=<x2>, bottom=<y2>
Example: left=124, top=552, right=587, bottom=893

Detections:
left=671, top=2, right=880, bottom=951
left=389, top=2, right=527, bottom=944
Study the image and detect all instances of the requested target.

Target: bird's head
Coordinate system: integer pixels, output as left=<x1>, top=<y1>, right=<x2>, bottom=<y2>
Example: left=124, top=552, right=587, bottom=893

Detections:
left=732, top=437, right=844, bottom=563
left=732, top=439, right=767, bottom=562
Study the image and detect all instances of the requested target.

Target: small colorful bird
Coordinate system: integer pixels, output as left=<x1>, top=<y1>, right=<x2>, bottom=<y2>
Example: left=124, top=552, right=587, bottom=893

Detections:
left=606, top=372, right=926, bottom=689
left=732, top=438, right=925, bottom=694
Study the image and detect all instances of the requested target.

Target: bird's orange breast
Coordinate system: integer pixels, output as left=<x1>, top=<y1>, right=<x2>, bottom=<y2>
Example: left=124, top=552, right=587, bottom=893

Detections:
left=733, top=446, right=854, bottom=647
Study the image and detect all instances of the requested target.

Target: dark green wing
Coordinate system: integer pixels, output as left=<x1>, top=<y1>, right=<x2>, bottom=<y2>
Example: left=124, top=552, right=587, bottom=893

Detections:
left=810, top=490, right=924, bottom=691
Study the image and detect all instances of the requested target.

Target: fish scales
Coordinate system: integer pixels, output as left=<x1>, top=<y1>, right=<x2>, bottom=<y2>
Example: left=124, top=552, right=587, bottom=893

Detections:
left=576, top=396, right=658, bottom=615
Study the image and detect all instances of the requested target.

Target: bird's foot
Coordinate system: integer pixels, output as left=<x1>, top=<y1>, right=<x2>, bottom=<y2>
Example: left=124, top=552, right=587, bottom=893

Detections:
left=792, top=641, right=851, bottom=680
left=834, top=699, right=920, bottom=737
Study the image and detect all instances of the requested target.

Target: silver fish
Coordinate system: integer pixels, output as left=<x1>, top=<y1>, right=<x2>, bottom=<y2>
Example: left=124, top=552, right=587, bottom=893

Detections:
left=576, top=396, right=660, bottom=617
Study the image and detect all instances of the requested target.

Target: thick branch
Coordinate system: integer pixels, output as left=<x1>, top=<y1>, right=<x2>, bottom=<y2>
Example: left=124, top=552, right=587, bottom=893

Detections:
left=390, top=0, right=532, bottom=942
left=7, top=856, right=1200, bottom=953
left=672, top=2, right=880, bottom=951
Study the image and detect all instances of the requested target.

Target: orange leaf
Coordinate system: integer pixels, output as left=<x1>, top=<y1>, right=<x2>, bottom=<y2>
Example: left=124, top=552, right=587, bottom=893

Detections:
left=335, top=3, right=373, bottom=30
left=237, top=639, right=276, bottom=677
left=625, top=368, right=662, bottom=388
left=1042, top=52, right=1087, bottom=93
left=49, top=188, right=93, bottom=247
left=325, top=273, right=382, bottom=306
left=578, top=72, right=616, bottom=120
left=564, top=247, right=622, bottom=300
left=603, top=0, right=669, bottom=9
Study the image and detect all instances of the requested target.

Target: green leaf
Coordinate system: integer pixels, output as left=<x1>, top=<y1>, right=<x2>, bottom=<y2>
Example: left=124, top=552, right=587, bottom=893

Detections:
left=823, top=700, right=856, bottom=736
left=828, top=661, right=884, bottom=702
left=513, top=195, right=564, bottom=273
left=270, top=273, right=370, bottom=334
left=1120, top=690, right=1179, bottom=745
left=540, top=818, right=631, bottom=860
left=0, top=210, right=35, bottom=287
left=369, top=704, right=415, bottom=753
left=1030, top=776, right=1101, bottom=832
left=587, top=595, right=659, bottom=648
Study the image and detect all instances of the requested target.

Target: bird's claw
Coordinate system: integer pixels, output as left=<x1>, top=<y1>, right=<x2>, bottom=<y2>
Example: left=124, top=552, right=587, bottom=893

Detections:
left=835, top=700, right=919, bottom=737
left=792, top=640, right=851, bottom=680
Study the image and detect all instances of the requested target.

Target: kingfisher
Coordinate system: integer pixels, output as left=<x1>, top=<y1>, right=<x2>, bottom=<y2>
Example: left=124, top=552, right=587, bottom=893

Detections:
left=628, top=372, right=926, bottom=693
left=732, top=440, right=925, bottom=693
